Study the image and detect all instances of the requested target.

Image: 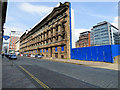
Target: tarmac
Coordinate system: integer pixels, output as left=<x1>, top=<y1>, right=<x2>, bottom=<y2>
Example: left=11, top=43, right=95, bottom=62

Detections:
left=2, top=56, right=119, bottom=88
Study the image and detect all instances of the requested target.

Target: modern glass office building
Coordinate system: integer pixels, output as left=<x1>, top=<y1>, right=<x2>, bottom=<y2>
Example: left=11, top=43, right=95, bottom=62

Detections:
left=91, top=21, right=119, bottom=46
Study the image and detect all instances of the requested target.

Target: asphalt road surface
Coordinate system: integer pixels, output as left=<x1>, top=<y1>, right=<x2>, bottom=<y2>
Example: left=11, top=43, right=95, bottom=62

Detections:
left=2, top=56, right=118, bottom=88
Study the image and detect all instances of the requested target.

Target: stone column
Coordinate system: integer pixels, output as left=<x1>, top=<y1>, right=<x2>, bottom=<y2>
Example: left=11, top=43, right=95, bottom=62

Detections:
left=53, top=37, right=56, bottom=42
left=52, top=47, right=55, bottom=58
left=42, top=34, right=44, bottom=41
left=58, top=24, right=62, bottom=34
left=53, top=27, right=56, bottom=36
left=49, top=31, right=51, bottom=38
left=37, top=48, right=39, bottom=54
left=48, top=39, right=51, bottom=43
left=48, top=48, right=50, bottom=57
left=44, top=41, right=46, bottom=45
left=58, top=46, right=61, bottom=58
left=45, top=33, right=47, bottom=40
left=39, top=36, right=41, bottom=42
left=42, top=42, right=43, bottom=45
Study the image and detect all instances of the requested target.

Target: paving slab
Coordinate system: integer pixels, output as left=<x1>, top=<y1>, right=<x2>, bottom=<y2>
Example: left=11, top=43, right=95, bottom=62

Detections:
left=41, top=57, right=119, bottom=71
left=2, top=57, right=36, bottom=88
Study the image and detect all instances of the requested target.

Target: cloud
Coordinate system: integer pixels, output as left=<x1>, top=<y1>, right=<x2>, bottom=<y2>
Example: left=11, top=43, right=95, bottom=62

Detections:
left=115, top=4, right=118, bottom=10
left=19, top=3, right=53, bottom=16
left=87, top=13, right=113, bottom=21
left=74, top=29, right=91, bottom=42
left=3, top=25, right=26, bottom=43
left=4, top=26, right=24, bottom=36
left=111, top=16, right=118, bottom=28
left=76, top=6, right=113, bottom=21
left=6, top=16, right=16, bottom=22
left=3, top=23, right=28, bottom=37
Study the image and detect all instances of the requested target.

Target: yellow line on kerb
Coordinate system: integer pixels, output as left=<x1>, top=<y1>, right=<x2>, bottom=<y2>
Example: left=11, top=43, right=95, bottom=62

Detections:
left=18, top=65, right=50, bottom=89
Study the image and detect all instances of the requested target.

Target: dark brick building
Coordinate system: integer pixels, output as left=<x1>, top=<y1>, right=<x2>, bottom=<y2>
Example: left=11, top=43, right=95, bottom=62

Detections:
left=76, top=31, right=91, bottom=48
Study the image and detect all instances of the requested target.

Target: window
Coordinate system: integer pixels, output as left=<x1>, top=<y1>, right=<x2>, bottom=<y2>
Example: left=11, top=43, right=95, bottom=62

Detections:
left=55, top=47, right=57, bottom=52
left=61, top=55, right=64, bottom=59
left=46, top=48, right=48, bottom=52
left=61, top=46, right=64, bottom=51
left=62, top=34, right=65, bottom=39
left=43, top=49, right=45, bottom=52
left=40, top=49, right=42, bottom=52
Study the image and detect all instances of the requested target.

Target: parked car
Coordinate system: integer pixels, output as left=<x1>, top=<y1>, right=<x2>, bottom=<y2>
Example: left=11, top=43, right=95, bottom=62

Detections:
left=5, top=53, right=9, bottom=58
left=8, top=54, right=11, bottom=59
left=31, top=54, right=35, bottom=57
left=35, top=54, right=43, bottom=58
left=2, top=53, right=4, bottom=58
left=27, top=54, right=31, bottom=57
left=23, top=54, right=27, bottom=56
left=20, top=54, right=23, bottom=56
left=9, top=54, right=17, bottom=60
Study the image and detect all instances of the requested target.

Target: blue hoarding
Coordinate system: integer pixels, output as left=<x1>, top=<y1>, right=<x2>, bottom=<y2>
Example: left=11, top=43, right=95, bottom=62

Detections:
left=71, top=45, right=120, bottom=63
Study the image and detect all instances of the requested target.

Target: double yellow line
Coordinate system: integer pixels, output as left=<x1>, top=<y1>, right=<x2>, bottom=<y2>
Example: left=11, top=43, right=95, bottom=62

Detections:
left=19, top=65, right=51, bottom=89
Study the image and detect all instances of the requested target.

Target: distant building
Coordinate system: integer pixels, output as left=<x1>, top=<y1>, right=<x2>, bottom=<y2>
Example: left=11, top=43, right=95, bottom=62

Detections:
left=75, top=40, right=79, bottom=48
left=75, top=31, right=91, bottom=48
left=15, top=39, right=20, bottom=55
left=90, top=21, right=119, bottom=46
left=9, top=31, right=22, bottom=54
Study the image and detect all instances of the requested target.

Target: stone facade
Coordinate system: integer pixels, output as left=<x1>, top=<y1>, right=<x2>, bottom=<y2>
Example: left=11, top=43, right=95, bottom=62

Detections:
left=20, top=2, right=71, bottom=59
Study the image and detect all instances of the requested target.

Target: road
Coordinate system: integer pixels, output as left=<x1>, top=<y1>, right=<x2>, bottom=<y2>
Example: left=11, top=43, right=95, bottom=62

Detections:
left=2, top=56, right=118, bottom=88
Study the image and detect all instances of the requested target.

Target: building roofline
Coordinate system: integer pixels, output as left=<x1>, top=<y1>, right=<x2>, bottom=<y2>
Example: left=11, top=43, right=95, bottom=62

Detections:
left=24, top=2, right=69, bottom=35
left=79, top=31, right=90, bottom=34
left=92, top=21, right=118, bottom=30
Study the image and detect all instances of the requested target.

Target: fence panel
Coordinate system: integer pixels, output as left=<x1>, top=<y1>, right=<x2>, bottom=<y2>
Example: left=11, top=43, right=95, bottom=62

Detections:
left=82, top=48, right=86, bottom=60
left=86, top=47, right=91, bottom=61
left=91, top=46, right=98, bottom=61
left=97, top=46, right=104, bottom=62
left=111, top=45, right=120, bottom=57
left=71, top=45, right=120, bottom=63
left=103, top=45, right=113, bottom=63
left=78, top=48, right=82, bottom=60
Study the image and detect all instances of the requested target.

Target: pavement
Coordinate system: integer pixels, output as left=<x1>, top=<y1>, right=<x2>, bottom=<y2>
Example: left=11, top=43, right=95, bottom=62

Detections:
left=41, top=57, right=119, bottom=71
left=2, top=56, right=119, bottom=88
left=0, top=55, right=2, bottom=90
left=2, top=56, right=36, bottom=88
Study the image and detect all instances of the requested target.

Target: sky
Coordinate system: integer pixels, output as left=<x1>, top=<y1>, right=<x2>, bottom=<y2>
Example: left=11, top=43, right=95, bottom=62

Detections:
left=3, top=1, right=118, bottom=43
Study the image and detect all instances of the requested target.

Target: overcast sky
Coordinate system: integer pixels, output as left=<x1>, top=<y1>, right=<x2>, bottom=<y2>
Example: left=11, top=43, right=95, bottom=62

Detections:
left=4, top=1, right=118, bottom=43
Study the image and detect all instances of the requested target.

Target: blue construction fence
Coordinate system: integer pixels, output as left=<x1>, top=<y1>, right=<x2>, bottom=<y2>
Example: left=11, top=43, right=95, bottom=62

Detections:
left=71, top=45, right=120, bottom=63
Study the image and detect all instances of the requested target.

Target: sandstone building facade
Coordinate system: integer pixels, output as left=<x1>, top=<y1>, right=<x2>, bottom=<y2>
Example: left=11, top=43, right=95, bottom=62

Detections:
left=20, top=2, right=72, bottom=59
